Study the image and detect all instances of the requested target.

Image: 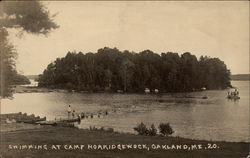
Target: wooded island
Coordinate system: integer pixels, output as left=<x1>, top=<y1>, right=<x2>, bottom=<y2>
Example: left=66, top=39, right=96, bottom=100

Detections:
left=38, top=47, right=231, bottom=93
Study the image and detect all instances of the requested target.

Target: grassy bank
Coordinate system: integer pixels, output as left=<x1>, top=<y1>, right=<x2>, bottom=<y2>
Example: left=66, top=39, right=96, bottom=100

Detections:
left=0, top=126, right=248, bottom=158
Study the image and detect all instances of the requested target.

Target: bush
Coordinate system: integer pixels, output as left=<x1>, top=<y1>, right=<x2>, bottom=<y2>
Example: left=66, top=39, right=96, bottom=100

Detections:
left=89, top=126, right=114, bottom=133
left=158, top=123, right=174, bottom=136
left=148, top=124, right=157, bottom=136
left=133, top=122, right=149, bottom=135
left=134, top=122, right=174, bottom=136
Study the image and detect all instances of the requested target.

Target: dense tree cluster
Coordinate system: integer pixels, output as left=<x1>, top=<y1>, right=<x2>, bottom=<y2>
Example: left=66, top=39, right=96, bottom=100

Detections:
left=0, top=1, right=58, bottom=97
left=11, top=74, right=30, bottom=85
left=38, top=47, right=231, bottom=92
left=0, top=28, right=30, bottom=97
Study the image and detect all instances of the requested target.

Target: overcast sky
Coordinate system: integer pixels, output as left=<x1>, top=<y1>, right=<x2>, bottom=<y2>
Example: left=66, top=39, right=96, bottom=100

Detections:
left=8, top=1, right=249, bottom=75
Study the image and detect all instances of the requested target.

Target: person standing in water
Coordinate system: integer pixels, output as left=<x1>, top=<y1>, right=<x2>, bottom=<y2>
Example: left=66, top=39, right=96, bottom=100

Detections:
left=68, top=105, right=72, bottom=119
left=72, top=110, right=75, bottom=118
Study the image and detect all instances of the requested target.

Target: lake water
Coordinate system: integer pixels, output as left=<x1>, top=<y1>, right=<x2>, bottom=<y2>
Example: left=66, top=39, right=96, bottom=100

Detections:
left=1, top=81, right=249, bottom=142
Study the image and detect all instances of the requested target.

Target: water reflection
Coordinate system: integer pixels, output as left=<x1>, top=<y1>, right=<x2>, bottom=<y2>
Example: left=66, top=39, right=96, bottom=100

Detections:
left=1, top=81, right=249, bottom=142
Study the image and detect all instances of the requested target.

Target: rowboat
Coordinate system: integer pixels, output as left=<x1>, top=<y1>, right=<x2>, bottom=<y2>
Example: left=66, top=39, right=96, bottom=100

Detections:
left=227, top=95, right=240, bottom=99
left=227, top=88, right=240, bottom=100
left=16, top=117, right=46, bottom=123
left=56, top=117, right=81, bottom=123
left=35, top=117, right=80, bottom=126
left=35, top=120, right=57, bottom=126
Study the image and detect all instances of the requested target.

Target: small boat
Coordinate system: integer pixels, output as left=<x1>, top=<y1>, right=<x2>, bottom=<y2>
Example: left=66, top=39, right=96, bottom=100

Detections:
left=35, top=120, right=57, bottom=126
left=144, top=88, right=150, bottom=93
left=16, top=117, right=46, bottom=124
left=201, top=87, right=206, bottom=91
left=57, top=117, right=81, bottom=123
left=227, top=95, right=240, bottom=99
left=154, top=89, right=159, bottom=93
left=35, top=117, right=80, bottom=126
left=227, top=88, right=240, bottom=100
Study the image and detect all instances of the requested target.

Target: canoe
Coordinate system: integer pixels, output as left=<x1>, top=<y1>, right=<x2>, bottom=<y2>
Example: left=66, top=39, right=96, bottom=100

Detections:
left=35, top=120, right=57, bottom=126
left=57, top=117, right=81, bottom=123
left=16, top=117, right=46, bottom=123
left=227, top=95, right=240, bottom=99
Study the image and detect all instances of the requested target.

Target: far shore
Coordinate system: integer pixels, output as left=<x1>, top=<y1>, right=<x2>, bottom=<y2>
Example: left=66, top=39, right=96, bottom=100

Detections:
left=14, top=85, right=216, bottom=96
left=14, top=85, right=65, bottom=93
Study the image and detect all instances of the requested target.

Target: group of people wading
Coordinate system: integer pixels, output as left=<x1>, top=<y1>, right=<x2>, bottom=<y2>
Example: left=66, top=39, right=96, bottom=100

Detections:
left=67, top=105, right=109, bottom=120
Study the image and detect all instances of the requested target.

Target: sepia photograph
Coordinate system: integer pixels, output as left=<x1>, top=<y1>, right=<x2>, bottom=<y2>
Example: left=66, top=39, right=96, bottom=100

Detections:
left=0, top=1, right=249, bottom=158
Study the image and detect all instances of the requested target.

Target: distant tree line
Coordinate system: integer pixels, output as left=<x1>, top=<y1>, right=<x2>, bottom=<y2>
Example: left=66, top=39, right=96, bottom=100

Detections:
left=231, top=74, right=250, bottom=81
left=0, top=28, right=31, bottom=97
left=0, top=1, right=58, bottom=97
left=11, top=74, right=31, bottom=85
left=38, top=47, right=231, bottom=92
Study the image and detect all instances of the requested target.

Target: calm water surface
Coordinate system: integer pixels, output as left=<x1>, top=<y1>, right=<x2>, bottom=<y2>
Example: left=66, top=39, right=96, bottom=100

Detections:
left=2, top=81, right=249, bottom=142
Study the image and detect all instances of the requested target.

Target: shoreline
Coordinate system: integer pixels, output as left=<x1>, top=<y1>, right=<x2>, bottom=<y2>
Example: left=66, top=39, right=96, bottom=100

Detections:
left=0, top=125, right=248, bottom=158
left=14, top=85, right=213, bottom=95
